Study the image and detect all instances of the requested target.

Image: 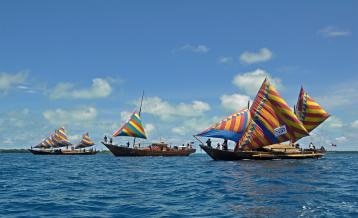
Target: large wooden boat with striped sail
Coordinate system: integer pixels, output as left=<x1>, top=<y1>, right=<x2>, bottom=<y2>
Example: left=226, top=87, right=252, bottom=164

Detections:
left=195, top=78, right=329, bottom=160
left=28, top=128, right=98, bottom=155
left=102, top=93, right=196, bottom=156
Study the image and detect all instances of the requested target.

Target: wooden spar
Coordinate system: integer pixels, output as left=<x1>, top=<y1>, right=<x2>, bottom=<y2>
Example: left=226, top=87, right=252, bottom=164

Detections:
left=193, top=135, right=204, bottom=145
left=133, top=91, right=145, bottom=147
left=247, top=100, right=250, bottom=109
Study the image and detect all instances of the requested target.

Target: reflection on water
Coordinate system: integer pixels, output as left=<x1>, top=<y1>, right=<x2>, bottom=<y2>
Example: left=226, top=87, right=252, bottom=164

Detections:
left=0, top=153, right=357, bottom=217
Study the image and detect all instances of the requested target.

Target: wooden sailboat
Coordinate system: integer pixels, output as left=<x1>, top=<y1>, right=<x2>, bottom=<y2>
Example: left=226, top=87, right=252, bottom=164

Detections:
left=28, top=128, right=98, bottom=155
left=195, top=79, right=328, bottom=160
left=102, top=92, right=196, bottom=157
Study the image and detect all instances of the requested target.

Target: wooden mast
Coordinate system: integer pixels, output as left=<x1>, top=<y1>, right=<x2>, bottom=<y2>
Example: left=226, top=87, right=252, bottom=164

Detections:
left=132, top=91, right=144, bottom=147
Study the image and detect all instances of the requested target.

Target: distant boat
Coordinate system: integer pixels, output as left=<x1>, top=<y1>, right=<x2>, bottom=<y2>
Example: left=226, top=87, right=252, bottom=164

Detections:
left=102, top=92, right=196, bottom=157
left=29, top=128, right=98, bottom=155
left=195, top=78, right=329, bottom=160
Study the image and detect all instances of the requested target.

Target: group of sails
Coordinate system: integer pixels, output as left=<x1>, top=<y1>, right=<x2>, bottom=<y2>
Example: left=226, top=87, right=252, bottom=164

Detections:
left=195, top=78, right=330, bottom=159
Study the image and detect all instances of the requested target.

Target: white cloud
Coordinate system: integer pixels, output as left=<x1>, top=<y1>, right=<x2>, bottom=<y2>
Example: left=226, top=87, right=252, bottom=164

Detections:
left=325, top=116, right=343, bottom=128
left=318, top=26, right=351, bottom=38
left=218, top=56, right=234, bottom=64
left=43, top=107, right=97, bottom=126
left=144, top=123, right=155, bottom=137
left=317, top=81, right=358, bottom=110
left=50, top=78, right=112, bottom=99
left=178, top=44, right=210, bottom=54
left=171, top=117, right=214, bottom=136
left=351, top=120, right=358, bottom=128
left=0, top=72, right=27, bottom=93
left=240, top=48, right=273, bottom=64
left=141, top=97, right=210, bottom=120
left=335, top=136, right=347, bottom=143
left=232, top=68, right=282, bottom=96
left=220, top=93, right=251, bottom=111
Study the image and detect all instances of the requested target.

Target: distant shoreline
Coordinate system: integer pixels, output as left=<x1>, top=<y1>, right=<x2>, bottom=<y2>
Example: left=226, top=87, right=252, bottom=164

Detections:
left=0, top=149, right=357, bottom=154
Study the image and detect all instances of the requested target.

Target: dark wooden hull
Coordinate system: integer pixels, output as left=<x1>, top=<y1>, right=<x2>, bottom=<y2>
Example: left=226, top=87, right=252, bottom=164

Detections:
left=28, top=149, right=98, bottom=155
left=200, top=145, right=325, bottom=161
left=102, top=142, right=196, bottom=157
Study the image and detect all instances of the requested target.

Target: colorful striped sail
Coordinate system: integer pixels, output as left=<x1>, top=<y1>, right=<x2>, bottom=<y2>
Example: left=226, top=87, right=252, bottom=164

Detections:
left=237, top=79, right=309, bottom=150
left=53, top=127, right=71, bottom=147
left=76, top=132, right=95, bottom=149
left=113, top=112, right=147, bottom=139
left=295, top=87, right=330, bottom=132
left=196, top=109, right=251, bottom=142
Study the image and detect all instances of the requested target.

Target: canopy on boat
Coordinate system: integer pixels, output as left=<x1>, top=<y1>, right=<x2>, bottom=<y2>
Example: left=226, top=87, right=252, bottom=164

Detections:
left=236, top=79, right=309, bottom=151
left=295, top=87, right=330, bottom=133
left=75, top=132, right=95, bottom=149
left=195, top=109, right=251, bottom=142
left=113, top=111, right=147, bottom=139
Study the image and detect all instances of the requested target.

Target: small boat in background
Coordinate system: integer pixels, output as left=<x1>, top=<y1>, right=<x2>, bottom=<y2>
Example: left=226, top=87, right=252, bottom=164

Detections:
left=29, top=128, right=98, bottom=155
left=195, top=78, right=329, bottom=160
left=102, top=92, right=196, bottom=157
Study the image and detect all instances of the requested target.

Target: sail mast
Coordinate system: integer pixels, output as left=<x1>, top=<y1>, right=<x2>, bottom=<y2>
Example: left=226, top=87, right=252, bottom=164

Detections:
left=133, top=91, right=145, bottom=147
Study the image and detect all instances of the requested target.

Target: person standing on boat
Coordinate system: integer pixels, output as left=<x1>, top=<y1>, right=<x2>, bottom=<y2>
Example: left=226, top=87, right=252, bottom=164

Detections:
left=109, top=137, right=112, bottom=144
left=206, top=138, right=212, bottom=147
left=126, top=141, right=130, bottom=147
left=104, top=135, right=108, bottom=143
left=222, top=139, right=228, bottom=150
left=216, top=143, right=220, bottom=149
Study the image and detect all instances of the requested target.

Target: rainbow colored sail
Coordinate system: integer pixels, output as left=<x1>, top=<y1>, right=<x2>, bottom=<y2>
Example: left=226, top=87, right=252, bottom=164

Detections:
left=196, top=109, right=251, bottom=142
left=295, top=87, right=330, bottom=132
left=237, top=79, right=309, bottom=150
left=113, top=112, right=147, bottom=139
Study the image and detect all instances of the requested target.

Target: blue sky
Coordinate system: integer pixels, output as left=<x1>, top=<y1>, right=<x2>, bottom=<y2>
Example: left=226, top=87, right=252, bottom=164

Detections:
left=0, top=0, right=357, bottom=150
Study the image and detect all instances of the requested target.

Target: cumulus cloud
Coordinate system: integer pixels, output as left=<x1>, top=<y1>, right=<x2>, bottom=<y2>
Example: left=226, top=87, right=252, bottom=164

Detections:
left=335, top=136, right=347, bottom=143
left=317, top=81, right=358, bottom=110
left=232, top=69, right=282, bottom=96
left=43, top=107, right=97, bottom=126
left=325, top=116, right=343, bottom=128
left=0, top=72, right=28, bottom=93
left=240, top=48, right=273, bottom=64
left=218, top=56, right=234, bottom=64
left=144, top=123, right=155, bottom=137
left=177, top=44, right=210, bottom=54
left=171, top=117, right=214, bottom=136
left=318, top=26, right=351, bottom=38
left=50, top=78, right=112, bottom=99
left=220, top=93, right=251, bottom=111
left=141, top=97, right=210, bottom=120
left=351, top=120, right=358, bottom=128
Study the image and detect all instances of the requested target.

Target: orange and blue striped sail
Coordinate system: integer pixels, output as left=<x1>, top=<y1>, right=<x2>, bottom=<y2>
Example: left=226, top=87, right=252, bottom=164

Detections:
left=113, top=112, right=147, bottom=139
left=196, top=109, right=251, bottom=142
left=295, top=87, right=330, bottom=132
left=237, top=79, right=309, bottom=150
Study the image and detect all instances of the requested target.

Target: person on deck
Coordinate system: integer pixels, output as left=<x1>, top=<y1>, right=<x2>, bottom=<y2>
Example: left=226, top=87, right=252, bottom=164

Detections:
left=104, top=135, right=108, bottom=143
left=216, top=143, right=220, bottom=149
left=222, top=139, right=228, bottom=150
left=126, top=141, right=130, bottom=147
left=206, top=138, right=212, bottom=147
left=109, top=137, right=113, bottom=144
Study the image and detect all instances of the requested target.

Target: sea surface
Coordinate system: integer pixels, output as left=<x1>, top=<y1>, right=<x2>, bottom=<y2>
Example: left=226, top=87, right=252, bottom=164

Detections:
left=0, top=152, right=357, bottom=217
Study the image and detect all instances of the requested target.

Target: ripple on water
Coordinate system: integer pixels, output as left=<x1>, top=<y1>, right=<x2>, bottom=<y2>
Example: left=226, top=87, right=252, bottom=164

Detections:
left=0, top=153, right=357, bottom=217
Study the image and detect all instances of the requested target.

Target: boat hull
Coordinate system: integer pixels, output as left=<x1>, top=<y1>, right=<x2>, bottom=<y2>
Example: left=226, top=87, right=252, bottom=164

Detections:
left=102, top=142, right=196, bottom=157
left=28, top=149, right=98, bottom=155
left=200, top=145, right=325, bottom=161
